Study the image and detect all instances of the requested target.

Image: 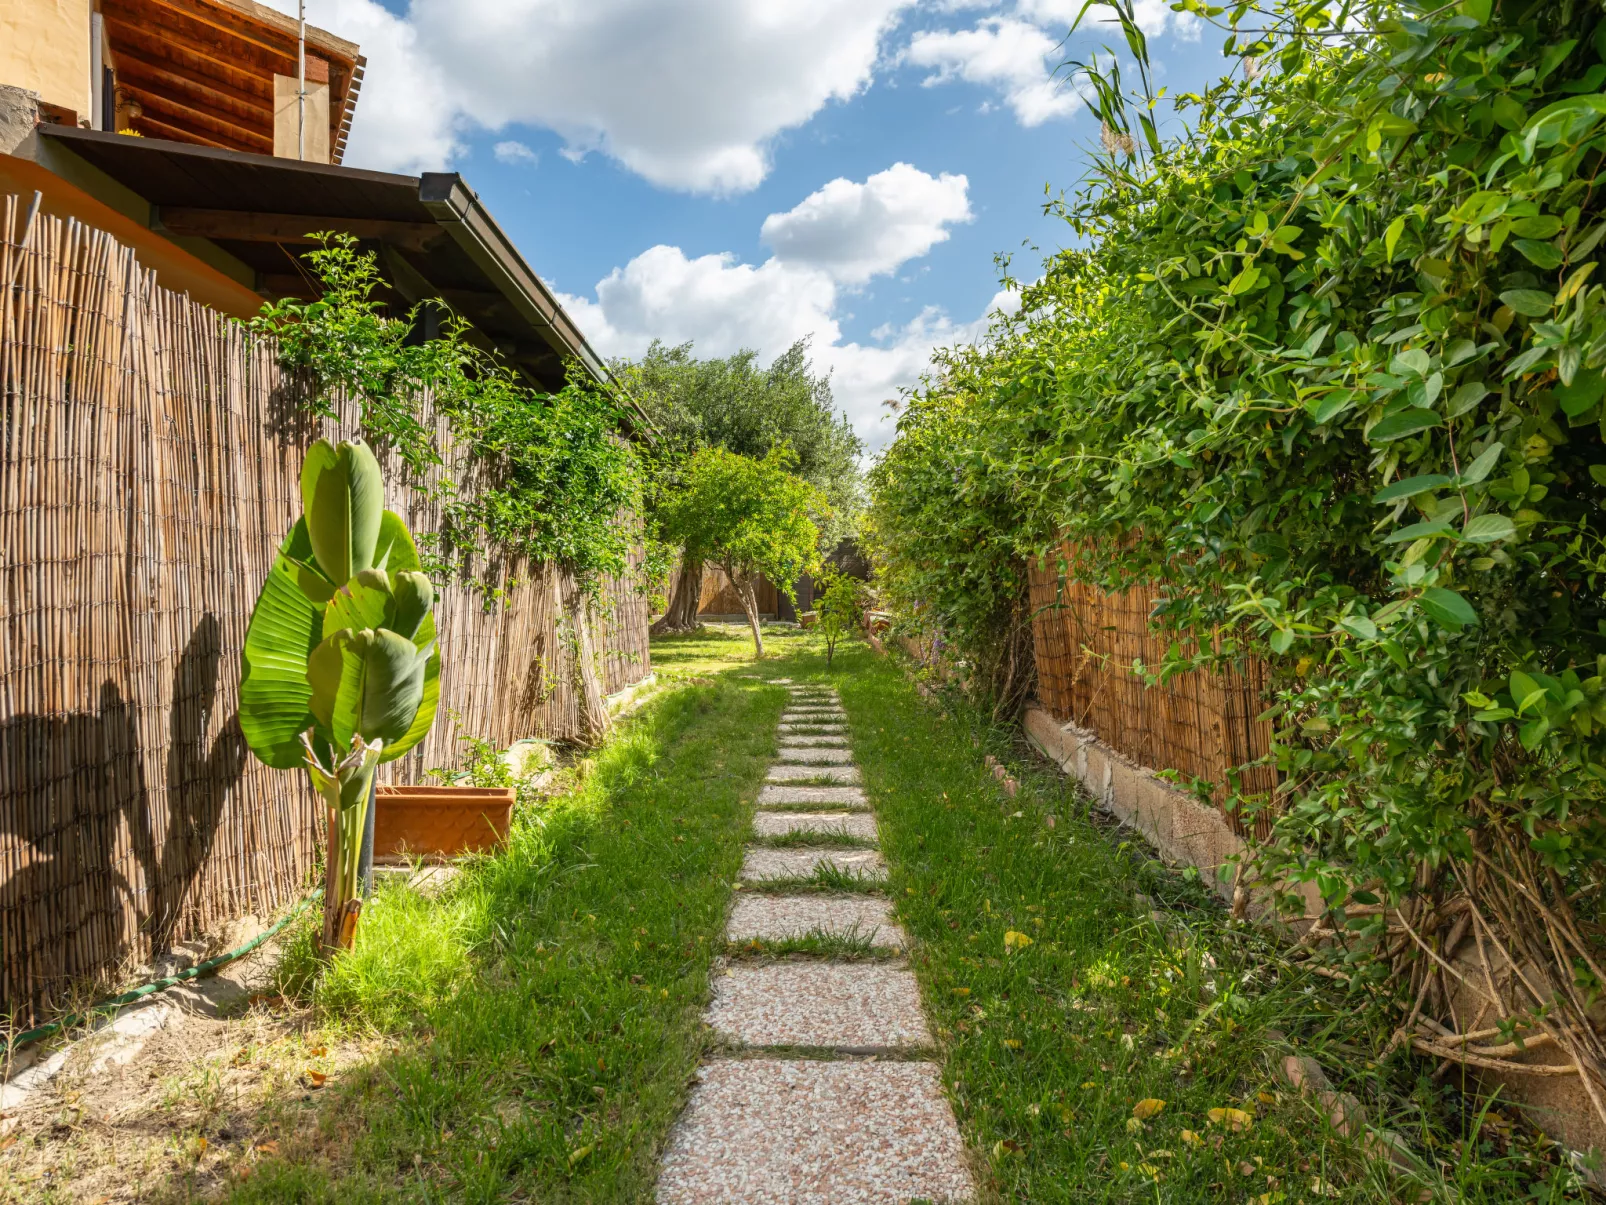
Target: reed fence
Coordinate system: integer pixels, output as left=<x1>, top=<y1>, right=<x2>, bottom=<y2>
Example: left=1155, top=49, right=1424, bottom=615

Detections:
left=0, top=196, right=650, bottom=1025
left=1027, top=543, right=1277, bottom=837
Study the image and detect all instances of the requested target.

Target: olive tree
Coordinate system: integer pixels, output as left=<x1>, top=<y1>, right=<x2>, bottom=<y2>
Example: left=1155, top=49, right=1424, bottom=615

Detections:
left=657, top=447, right=825, bottom=657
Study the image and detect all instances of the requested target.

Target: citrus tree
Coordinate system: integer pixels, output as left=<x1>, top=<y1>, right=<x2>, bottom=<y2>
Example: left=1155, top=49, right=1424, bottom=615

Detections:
left=657, top=446, right=825, bottom=657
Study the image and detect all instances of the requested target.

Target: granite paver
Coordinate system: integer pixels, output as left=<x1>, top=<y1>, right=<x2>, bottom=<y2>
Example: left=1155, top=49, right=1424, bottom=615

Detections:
left=752, top=811, right=878, bottom=839
left=656, top=1060, right=973, bottom=1205
left=707, top=963, right=931, bottom=1049
left=767, top=763, right=860, bottom=784
left=758, top=784, right=868, bottom=808
left=739, top=847, right=886, bottom=881
left=727, top=894, right=906, bottom=947
left=776, top=747, right=855, bottom=764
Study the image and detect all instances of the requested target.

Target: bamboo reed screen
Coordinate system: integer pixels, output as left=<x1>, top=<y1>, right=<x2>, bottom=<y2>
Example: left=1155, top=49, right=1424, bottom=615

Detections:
left=1027, top=544, right=1277, bottom=837
left=0, top=197, right=651, bottom=1026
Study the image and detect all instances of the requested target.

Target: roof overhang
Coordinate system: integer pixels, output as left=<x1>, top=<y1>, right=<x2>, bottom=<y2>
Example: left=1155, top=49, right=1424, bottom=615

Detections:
left=35, top=123, right=612, bottom=396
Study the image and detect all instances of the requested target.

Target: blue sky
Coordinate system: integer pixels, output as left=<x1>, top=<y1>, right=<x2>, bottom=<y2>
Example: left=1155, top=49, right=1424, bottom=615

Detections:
left=280, top=0, right=1229, bottom=448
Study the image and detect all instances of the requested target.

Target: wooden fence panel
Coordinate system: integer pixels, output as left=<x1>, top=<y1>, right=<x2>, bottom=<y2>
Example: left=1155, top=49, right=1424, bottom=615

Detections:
left=1027, top=542, right=1277, bottom=837
left=0, top=198, right=650, bottom=1025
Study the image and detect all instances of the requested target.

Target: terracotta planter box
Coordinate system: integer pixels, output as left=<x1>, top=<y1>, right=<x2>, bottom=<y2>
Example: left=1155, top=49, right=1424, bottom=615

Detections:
left=374, top=785, right=515, bottom=863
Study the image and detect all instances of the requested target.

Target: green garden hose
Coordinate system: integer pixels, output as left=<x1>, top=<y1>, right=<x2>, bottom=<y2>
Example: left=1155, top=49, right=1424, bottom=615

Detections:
left=3, top=889, right=322, bottom=1058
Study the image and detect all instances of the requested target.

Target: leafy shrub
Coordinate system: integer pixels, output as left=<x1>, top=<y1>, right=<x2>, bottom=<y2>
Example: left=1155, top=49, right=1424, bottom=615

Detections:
left=869, top=0, right=1606, bottom=1105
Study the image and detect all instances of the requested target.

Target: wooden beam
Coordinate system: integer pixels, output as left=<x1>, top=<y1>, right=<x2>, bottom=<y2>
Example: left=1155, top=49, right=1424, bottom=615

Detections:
left=119, top=84, right=272, bottom=151
left=106, top=0, right=300, bottom=71
left=158, top=208, right=446, bottom=252
left=102, top=14, right=273, bottom=100
left=131, top=114, right=231, bottom=150
left=113, top=42, right=273, bottom=120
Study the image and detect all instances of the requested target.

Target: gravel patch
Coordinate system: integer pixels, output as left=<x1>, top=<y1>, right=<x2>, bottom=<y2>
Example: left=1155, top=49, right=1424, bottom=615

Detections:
left=739, top=847, right=886, bottom=881
left=727, top=895, right=906, bottom=947
left=656, top=1059, right=974, bottom=1205
left=752, top=812, right=878, bottom=840
left=767, top=763, right=860, bottom=784
left=707, top=963, right=931, bottom=1049
left=758, top=784, right=868, bottom=808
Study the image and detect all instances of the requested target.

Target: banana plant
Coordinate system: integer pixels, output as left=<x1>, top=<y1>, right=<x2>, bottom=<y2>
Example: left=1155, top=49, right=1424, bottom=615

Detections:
left=239, top=438, right=440, bottom=951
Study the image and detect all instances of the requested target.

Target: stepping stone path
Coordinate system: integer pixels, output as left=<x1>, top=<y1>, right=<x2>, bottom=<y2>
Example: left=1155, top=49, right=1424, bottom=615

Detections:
left=657, top=685, right=974, bottom=1204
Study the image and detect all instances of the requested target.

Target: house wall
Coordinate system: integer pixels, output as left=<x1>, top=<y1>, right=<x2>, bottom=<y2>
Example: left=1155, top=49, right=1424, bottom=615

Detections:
left=0, top=0, right=92, bottom=119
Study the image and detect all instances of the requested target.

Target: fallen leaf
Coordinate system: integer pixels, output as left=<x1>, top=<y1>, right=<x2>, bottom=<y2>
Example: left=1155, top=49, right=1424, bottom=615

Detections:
left=1180, top=1129, right=1203, bottom=1147
left=568, top=1143, right=593, bottom=1166
left=1209, top=1107, right=1254, bottom=1132
left=1003, top=930, right=1033, bottom=951
left=1133, top=1098, right=1166, bottom=1120
left=952, top=987, right=970, bottom=996
left=1125, top=1117, right=1145, bottom=1133
left=1240, top=1161, right=1257, bottom=1176
left=255, top=1140, right=280, bottom=1155
left=305, top=1069, right=327, bottom=1088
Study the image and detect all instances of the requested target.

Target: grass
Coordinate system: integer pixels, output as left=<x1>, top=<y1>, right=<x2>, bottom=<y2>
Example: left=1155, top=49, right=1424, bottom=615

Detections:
left=111, top=619, right=1582, bottom=1203
left=216, top=625, right=815, bottom=1204
left=833, top=645, right=1591, bottom=1204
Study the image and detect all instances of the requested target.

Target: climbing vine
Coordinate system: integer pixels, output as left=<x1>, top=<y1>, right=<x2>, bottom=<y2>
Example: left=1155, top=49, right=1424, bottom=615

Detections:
left=253, top=235, right=639, bottom=594
left=870, top=0, right=1606, bottom=1110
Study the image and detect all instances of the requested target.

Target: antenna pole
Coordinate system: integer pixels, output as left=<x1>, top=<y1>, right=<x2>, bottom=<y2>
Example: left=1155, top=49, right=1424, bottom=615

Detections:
left=297, top=1, right=306, bottom=160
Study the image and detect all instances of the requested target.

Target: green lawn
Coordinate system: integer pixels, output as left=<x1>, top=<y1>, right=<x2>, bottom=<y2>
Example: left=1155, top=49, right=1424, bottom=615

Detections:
left=215, top=623, right=1578, bottom=1204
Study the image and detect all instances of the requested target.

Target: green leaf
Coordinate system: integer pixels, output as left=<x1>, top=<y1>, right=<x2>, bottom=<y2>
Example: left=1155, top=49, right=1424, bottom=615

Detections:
left=1458, top=0, right=1491, bottom=22
left=302, top=438, right=385, bottom=585
left=1419, top=587, right=1478, bottom=630
left=1499, top=289, right=1555, bottom=317
left=1590, top=465, right=1606, bottom=487
left=239, top=549, right=323, bottom=769
left=1369, top=409, right=1443, bottom=443
left=1446, top=381, right=1489, bottom=418
left=380, top=616, right=440, bottom=765
left=1511, top=670, right=1546, bottom=715
left=1556, top=368, right=1606, bottom=418
left=1226, top=265, right=1261, bottom=295
left=1373, top=474, right=1452, bottom=503
left=1305, top=389, right=1357, bottom=424
left=360, top=630, right=431, bottom=744
left=1338, top=615, right=1378, bottom=641
left=1384, top=519, right=1455, bottom=544
left=1393, top=349, right=1431, bottom=378
left=1385, top=216, right=1406, bottom=260
left=1456, top=442, right=1504, bottom=486
left=324, top=569, right=393, bottom=637
left=1513, top=238, right=1564, bottom=270
left=1462, top=514, right=1516, bottom=544
left=1268, top=628, right=1294, bottom=654
left=307, top=628, right=367, bottom=749
left=373, top=510, right=424, bottom=575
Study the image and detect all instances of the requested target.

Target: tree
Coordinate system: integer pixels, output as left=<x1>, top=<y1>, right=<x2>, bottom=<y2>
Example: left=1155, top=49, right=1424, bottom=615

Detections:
left=815, top=567, right=866, bottom=667
left=618, top=340, right=860, bottom=634
left=657, top=447, right=825, bottom=657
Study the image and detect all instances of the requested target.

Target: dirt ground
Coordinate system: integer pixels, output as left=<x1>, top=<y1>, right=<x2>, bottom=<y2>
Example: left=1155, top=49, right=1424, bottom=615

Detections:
left=0, top=921, right=374, bottom=1204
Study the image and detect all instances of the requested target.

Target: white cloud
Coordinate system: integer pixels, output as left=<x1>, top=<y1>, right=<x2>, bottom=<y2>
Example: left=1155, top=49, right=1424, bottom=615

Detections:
left=904, top=17, right=1086, bottom=126
left=268, top=0, right=462, bottom=173
left=760, top=163, right=972, bottom=285
left=559, top=166, right=1011, bottom=449
left=1019, top=0, right=1201, bottom=40
left=494, top=140, right=539, bottom=166
left=281, top=0, right=914, bottom=191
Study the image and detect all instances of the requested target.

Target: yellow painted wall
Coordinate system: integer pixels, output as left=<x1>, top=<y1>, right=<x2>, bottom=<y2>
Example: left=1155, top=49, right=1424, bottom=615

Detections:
left=0, top=0, right=92, bottom=120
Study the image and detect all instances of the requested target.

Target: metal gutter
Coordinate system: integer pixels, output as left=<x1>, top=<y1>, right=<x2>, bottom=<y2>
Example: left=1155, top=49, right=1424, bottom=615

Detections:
left=418, top=171, right=609, bottom=385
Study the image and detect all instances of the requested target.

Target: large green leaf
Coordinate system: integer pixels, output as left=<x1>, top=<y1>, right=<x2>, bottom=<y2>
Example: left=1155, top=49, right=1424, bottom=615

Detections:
left=307, top=628, right=367, bottom=748
left=240, top=547, right=322, bottom=769
left=302, top=439, right=384, bottom=583
left=374, top=510, right=423, bottom=574
left=324, top=569, right=392, bottom=636
left=361, top=629, right=430, bottom=742
left=380, top=611, right=440, bottom=764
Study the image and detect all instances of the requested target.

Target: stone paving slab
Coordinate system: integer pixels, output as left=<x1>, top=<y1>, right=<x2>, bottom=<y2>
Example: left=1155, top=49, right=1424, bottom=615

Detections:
left=784, top=704, right=845, bottom=714
left=752, top=811, right=878, bottom=839
left=758, top=784, right=868, bottom=808
left=740, top=847, right=886, bottom=881
left=656, top=1059, right=974, bottom=1205
left=727, top=895, right=906, bottom=948
left=767, top=763, right=860, bottom=783
left=775, top=746, right=854, bottom=764
left=707, top=963, right=931, bottom=1049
